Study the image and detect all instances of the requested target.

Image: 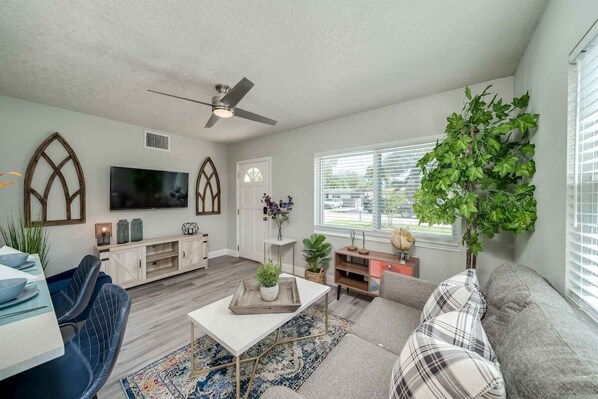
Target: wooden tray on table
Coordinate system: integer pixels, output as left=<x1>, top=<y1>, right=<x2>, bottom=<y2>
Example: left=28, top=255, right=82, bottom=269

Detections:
left=228, top=277, right=301, bottom=315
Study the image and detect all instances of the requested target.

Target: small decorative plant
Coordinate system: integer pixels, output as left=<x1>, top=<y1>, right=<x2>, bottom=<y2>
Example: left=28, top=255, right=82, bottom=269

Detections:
left=256, top=260, right=282, bottom=301
left=302, top=233, right=332, bottom=273
left=262, top=194, right=294, bottom=240
left=0, top=212, right=50, bottom=269
left=414, top=86, right=539, bottom=269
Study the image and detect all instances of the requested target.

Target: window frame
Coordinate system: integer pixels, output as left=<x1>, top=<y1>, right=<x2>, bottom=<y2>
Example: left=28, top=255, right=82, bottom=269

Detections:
left=313, top=136, right=460, bottom=250
left=566, top=22, right=598, bottom=323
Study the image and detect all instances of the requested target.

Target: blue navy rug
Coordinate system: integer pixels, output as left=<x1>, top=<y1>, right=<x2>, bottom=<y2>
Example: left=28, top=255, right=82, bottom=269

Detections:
left=121, top=306, right=353, bottom=399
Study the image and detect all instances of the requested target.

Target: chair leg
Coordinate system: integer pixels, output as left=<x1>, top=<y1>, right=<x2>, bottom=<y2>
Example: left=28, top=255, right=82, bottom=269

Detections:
left=60, top=321, right=79, bottom=334
left=59, top=322, right=80, bottom=343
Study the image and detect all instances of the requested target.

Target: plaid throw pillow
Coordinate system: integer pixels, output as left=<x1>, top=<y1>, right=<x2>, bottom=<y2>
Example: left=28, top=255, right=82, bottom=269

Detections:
left=390, top=331, right=505, bottom=399
left=446, top=268, right=480, bottom=289
left=418, top=304, right=496, bottom=363
left=421, top=270, right=487, bottom=323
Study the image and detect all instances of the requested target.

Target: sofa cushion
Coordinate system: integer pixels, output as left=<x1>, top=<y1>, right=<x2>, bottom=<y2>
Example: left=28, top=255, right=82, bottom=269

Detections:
left=481, top=263, right=573, bottom=348
left=298, top=334, right=398, bottom=399
left=351, top=297, right=422, bottom=355
left=390, top=328, right=505, bottom=399
left=493, top=302, right=598, bottom=399
left=420, top=270, right=486, bottom=323
left=419, top=303, right=496, bottom=363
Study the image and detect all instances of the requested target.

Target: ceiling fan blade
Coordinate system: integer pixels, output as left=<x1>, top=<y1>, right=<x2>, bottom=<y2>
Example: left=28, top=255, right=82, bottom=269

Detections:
left=147, top=89, right=213, bottom=107
left=220, top=78, right=254, bottom=108
left=204, top=113, right=220, bottom=128
left=234, top=108, right=278, bottom=126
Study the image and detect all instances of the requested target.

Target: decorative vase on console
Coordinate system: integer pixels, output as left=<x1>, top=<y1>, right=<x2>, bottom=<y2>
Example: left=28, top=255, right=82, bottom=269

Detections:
left=117, top=219, right=129, bottom=244
left=131, top=218, right=143, bottom=242
left=262, top=194, right=294, bottom=241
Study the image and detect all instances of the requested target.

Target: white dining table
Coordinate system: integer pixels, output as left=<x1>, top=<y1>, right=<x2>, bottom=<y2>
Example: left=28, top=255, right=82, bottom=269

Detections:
left=0, top=247, right=64, bottom=380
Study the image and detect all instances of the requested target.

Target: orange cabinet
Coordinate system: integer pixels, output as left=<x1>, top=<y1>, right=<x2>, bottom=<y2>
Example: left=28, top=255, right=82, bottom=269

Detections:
left=334, top=247, right=419, bottom=300
left=370, top=260, right=415, bottom=278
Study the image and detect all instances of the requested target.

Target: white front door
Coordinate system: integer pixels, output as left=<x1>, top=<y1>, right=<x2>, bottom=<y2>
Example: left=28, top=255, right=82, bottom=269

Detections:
left=237, top=158, right=271, bottom=262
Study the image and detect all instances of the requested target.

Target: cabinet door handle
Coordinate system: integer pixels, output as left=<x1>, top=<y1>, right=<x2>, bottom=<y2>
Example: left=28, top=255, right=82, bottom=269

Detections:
left=138, top=259, right=141, bottom=269
left=183, top=250, right=186, bottom=258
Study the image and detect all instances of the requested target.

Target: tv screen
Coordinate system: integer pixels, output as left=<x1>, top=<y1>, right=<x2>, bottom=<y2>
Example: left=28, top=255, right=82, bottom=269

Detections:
left=110, top=167, right=189, bottom=210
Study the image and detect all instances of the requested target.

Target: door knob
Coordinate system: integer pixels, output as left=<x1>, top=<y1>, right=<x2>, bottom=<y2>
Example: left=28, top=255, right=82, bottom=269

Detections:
left=263, top=216, right=268, bottom=221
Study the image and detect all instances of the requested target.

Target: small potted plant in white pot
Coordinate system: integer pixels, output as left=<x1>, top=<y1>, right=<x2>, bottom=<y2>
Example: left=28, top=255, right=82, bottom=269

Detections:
left=302, top=233, right=331, bottom=284
left=256, top=260, right=282, bottom=301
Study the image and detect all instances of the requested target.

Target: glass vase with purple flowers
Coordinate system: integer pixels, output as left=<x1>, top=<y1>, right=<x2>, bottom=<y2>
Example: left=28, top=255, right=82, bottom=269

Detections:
left=262, top=193, right=294, bottom=240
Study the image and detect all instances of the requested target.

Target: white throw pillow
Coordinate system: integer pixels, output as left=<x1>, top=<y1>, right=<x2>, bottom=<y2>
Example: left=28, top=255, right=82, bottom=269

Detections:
left=389, top=330, right=505, bottom=399
left=420, top=269, right=486, bottom=323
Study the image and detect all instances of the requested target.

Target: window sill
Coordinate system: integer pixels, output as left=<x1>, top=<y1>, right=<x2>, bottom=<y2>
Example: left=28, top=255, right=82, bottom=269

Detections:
left=314, top=226, right=462, bottom=252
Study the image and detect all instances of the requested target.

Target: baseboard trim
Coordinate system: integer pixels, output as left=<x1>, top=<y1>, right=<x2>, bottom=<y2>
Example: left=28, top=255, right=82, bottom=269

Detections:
left=226, top=249, right=239, bottom=257
left=207, top=249, right=227, bottom=259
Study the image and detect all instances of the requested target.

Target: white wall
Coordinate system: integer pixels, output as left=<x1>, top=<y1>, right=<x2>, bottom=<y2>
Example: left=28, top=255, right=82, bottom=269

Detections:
left=227, top=77, right=514, bottom=286
left=0, top=95, right=228, bottom=276
left=513, top=1, right=598, bottom=294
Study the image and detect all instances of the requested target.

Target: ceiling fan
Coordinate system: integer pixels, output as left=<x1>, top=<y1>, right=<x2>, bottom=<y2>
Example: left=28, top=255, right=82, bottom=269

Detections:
left=148, top=77, right=277, bottom=128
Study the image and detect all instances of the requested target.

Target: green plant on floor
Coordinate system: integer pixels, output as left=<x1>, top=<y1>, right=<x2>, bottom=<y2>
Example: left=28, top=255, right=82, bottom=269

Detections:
left=0, top=212, right=50, bottom=269
left=414, top=86, right=539, bottom=269
left=302, top=233, right=332, bottom=273
left=256, top=260, right=282, bottom=287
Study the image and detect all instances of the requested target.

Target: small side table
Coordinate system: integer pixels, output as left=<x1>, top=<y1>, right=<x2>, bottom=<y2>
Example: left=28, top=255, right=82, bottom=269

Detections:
left=264, top=238, right=297, bottom=275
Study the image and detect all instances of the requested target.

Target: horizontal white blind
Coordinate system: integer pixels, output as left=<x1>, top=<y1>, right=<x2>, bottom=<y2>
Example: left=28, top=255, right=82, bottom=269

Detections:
left=567, top=32, right=598, bottom=322
left=314, top=141, right=454, bottom=239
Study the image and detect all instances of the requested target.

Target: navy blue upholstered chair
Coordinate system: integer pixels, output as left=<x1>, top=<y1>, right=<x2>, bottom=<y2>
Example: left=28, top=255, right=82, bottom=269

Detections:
left=0, top=283, right=131, bottom=399
left=51, top=255, right=101, bottom=326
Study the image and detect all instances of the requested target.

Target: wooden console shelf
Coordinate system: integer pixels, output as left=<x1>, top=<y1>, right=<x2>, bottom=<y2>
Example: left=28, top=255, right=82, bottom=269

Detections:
left=334, top=247, right=419, bottom=299
left=95, top=233, right=208, bottom=289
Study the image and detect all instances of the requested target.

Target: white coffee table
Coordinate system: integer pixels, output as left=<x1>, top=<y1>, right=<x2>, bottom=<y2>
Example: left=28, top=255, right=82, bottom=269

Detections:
left=187, top=273, right=330, bottom=399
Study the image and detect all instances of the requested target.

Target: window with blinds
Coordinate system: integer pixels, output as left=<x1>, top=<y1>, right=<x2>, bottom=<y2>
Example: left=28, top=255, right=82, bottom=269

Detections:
left=567, top=29, right=598, bottom=322
left=314, top=140, right=455, bottom=240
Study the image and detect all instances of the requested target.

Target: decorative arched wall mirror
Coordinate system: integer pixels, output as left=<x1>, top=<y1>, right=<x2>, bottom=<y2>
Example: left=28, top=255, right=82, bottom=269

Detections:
left=24, top=132, right=86, bottom=226
left=196, top=157, right=221, bottom=215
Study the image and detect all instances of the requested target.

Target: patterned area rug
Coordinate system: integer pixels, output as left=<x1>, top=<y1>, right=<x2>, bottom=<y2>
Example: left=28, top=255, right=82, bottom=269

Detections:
left=121, top=306, right=353, bottom=399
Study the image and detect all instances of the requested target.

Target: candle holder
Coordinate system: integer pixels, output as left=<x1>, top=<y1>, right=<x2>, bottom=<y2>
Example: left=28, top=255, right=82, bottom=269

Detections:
left=357, top=231, right=369, bottom=255
left=182, top=222, right=199, bottom=235
left=95, top=223, right=112, bottom=246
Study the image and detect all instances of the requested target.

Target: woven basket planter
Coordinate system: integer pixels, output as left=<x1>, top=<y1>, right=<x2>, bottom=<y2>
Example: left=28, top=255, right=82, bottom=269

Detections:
left=304, top=268, right=326, bottom=285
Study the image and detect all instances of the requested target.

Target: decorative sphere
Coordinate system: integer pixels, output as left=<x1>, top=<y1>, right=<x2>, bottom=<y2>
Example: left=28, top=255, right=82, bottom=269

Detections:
left=390, top=228, right=415, bottom=252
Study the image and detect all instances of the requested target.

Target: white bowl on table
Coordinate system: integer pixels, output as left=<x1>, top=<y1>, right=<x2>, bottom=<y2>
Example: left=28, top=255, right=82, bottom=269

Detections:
left=0, top=253, right=29, bottom=268
left=0, top=278, right=27, bottom=304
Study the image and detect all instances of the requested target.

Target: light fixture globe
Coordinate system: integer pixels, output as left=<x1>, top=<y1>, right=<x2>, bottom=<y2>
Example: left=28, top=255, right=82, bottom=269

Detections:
left=212, top=107, right=233, bottom=118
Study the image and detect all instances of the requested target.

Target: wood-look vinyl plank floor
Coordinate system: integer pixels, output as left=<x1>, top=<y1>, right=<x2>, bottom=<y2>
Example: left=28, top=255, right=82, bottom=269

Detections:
left=99, top=256, right=372, bottom=398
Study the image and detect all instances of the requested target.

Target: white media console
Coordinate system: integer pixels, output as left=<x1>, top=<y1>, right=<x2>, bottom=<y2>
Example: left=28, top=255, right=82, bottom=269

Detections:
left=95, top=233, right=208, bottom=288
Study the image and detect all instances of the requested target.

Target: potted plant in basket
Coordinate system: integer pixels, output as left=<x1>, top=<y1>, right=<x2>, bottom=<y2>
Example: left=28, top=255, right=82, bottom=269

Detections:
left=256, top=260, right=282, bottom=301
left=302, top=233, right=331, bottom=284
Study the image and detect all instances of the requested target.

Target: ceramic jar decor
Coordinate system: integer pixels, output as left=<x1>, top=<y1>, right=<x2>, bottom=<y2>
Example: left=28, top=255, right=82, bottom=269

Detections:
left=117, top=219, right=129, bottom=244
left=131, top=218, right=143, bottom=242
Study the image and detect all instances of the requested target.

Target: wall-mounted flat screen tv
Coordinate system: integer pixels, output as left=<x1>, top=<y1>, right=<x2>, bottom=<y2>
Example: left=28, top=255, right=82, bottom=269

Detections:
left=110, top=166, right=189, bottom=210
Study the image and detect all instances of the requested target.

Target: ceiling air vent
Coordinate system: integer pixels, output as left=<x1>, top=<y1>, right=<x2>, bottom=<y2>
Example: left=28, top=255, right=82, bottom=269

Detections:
left=144, top=130, right=170, bottom=152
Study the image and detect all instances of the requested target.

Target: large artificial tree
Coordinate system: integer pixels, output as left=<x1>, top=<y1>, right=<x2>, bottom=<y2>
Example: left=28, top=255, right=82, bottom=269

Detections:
left=414, top=86, right=539, bottom=269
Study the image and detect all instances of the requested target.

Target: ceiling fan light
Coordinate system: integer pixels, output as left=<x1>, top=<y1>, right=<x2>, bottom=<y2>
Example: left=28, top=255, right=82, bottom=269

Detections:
left=213, top=108, right=233, bottom=118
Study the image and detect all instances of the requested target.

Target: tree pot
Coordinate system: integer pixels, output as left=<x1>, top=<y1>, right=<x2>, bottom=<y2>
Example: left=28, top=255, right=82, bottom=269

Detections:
left=304, top=268, right=326, bottom=285
left=260, top=284, right=279, bottom=301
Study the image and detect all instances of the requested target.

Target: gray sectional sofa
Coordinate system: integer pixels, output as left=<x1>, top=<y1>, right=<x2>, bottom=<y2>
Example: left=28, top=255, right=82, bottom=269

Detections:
left=263, top=263, right=598, bottom=399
